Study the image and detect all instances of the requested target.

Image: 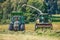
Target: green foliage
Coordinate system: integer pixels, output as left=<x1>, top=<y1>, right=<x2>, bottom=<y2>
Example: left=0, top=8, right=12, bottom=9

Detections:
left=27, top=0, right=43, bottom=13
left=0, top=19, right=10, bottom=24
left=2, top=0, right=44, bottom=23
left=0, top=0, right=49, bottom=24
left=0, top=0, right=6, bottom=3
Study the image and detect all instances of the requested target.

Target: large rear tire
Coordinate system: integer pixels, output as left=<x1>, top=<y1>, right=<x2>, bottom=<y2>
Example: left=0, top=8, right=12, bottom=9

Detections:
left=9, top=24, right=13, bottom=31
left=20, top=24, right=25, bottom=31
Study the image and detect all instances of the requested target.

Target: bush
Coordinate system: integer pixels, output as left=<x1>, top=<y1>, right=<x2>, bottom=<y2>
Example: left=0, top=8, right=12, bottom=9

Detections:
left=6, top=19, right=10, bottom=24
left=0, top=19, right=10, bottom=24
left=1, top=19, right=6, bottom=24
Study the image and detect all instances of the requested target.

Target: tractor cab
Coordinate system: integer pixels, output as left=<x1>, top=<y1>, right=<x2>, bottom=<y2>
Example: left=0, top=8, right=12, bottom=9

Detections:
left=35, top=13, right=52, bottom=30
left=9, top=11, right=25, bottom=31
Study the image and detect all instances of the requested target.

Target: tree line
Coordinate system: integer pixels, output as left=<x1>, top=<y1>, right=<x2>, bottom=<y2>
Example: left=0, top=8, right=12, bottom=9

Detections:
left=0, top=0, right=59, bottom=24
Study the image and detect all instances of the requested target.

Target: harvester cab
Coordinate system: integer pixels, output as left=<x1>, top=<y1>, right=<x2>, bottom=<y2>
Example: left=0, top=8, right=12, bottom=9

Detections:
left=9, top=11, right=25, bottom=31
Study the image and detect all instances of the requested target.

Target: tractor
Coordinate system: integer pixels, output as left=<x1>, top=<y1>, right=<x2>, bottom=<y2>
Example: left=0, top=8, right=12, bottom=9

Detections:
left=9, top=11, right=25, bottom=31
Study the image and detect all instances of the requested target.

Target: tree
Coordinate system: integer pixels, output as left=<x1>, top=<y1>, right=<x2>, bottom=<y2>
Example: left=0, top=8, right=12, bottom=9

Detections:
left=21, top=0, right=28, bottom=12
left=0, top=0, right=6, bottom=22
left=2, top=0, right=12, bottom=19
left=0, top=0, right=6, bottom=3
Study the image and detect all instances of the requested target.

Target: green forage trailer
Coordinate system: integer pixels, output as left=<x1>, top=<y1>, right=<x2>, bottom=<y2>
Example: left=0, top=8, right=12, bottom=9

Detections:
left=52, top=15, right=60, bottom=30
left=52, top=15, right=60, bottom=22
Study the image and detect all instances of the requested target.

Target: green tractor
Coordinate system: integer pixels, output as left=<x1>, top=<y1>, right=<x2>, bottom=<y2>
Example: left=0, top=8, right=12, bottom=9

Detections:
left=9, top=11, right=25, bottom=31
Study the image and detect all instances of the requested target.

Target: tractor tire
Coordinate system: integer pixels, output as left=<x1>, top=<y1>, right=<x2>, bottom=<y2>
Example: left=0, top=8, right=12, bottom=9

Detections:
left=9, top=24, right=13, bottom=31
left=20, top=24, right=25, bottom=31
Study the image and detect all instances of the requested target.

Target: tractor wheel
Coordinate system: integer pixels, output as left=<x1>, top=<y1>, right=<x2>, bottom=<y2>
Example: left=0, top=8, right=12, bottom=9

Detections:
left=20, top=24, right=25, bottom=31
left=9, top=24, right=13, bottom=31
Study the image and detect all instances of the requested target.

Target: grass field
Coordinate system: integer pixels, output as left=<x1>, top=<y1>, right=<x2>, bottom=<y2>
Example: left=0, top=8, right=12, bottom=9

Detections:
left=0, top=23, right=60, bottom=40
left=0, top=33, right=60, bottom=40
left=52, top=22, right=60, bottom=30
